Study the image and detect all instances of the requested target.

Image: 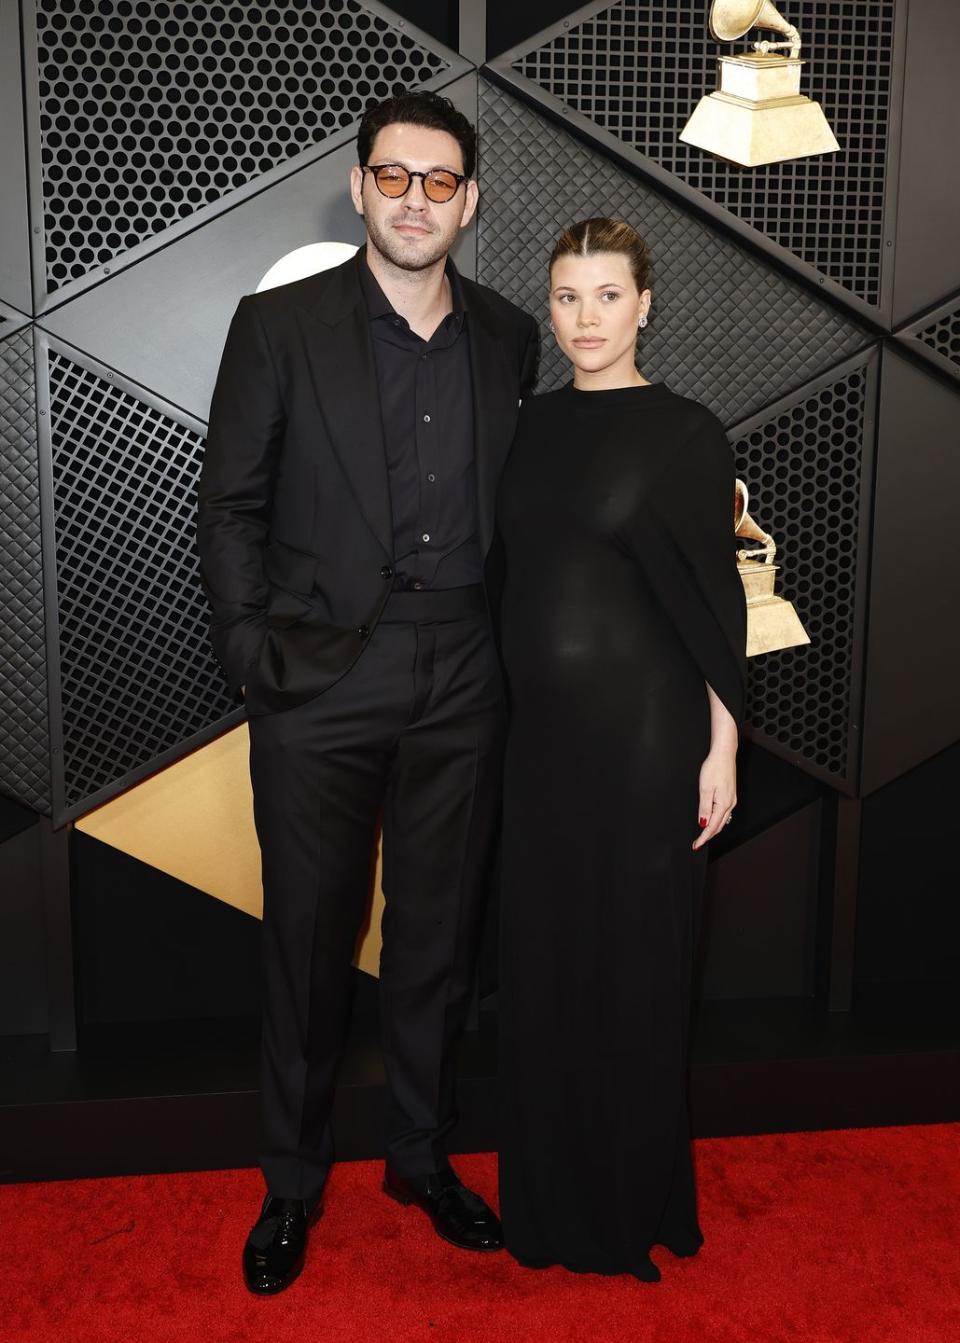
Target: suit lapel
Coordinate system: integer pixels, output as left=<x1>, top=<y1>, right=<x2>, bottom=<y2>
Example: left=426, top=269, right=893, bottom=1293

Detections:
left=465, top=284, right=518, bottom=556
left=295, top=257, right=393, bottom=558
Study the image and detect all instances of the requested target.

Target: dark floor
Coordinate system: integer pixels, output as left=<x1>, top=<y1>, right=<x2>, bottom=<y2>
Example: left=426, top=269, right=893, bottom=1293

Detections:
left=2, top=977, right=958, bottom=1183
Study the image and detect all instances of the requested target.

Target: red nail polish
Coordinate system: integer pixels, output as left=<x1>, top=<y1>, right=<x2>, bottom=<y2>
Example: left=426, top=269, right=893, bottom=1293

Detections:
left=699, top=817, right=708, bottom=828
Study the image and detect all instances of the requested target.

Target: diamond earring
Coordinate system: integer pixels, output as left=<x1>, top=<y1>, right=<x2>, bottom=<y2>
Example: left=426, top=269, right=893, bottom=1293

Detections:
left=638, top=315, right=648, bottom=329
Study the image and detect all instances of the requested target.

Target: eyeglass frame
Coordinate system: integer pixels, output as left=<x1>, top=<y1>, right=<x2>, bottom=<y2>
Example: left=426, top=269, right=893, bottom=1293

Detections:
left=360, top=163, right=468, bottom=203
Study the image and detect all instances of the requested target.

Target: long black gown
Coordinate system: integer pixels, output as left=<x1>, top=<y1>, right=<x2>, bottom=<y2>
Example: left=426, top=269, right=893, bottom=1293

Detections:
left=496, top=381, right=747, bottom=1280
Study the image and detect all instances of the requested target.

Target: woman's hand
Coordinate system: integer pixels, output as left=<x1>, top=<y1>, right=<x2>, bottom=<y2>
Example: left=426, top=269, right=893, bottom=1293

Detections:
left=692, top=744, right=737, bottom=849
left=692, top=682, right=738, bottom=850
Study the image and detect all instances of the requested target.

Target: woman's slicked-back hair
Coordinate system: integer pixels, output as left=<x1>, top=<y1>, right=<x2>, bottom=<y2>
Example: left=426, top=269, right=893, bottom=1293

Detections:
left=357, top=90, right=477, bottom=179
left=550, top=218, right=652, bottom=294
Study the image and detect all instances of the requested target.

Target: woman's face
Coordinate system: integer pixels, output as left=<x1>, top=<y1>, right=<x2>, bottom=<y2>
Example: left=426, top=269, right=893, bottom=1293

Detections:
left=549, top=251, right=651, bottom=383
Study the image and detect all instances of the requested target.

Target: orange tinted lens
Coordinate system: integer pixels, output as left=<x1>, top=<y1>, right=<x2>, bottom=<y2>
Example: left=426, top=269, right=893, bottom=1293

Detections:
left=375, top=166, right=409, bottom=196
left=424, top=172, right=458, bottom=202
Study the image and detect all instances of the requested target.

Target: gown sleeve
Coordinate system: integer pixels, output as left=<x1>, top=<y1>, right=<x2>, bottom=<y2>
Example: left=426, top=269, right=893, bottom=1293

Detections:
left=632, top=409, right=748, bottom=729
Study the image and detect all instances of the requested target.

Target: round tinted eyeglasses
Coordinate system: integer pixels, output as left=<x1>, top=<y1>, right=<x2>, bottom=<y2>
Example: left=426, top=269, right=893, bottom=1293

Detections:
left=361, top=163, right=466, bottom=204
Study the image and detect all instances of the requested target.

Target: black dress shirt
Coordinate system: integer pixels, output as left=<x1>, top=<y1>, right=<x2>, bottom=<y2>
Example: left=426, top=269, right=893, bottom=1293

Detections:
left=359, top=248, right=481, bottom=590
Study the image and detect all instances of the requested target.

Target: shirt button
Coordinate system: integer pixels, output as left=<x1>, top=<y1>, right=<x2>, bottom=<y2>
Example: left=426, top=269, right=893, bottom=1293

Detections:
left=423, top=414, right=431, bottom=423
left=422, top=533, right=430, bottom=543
left=427, top=473, right=436, bottom=482
left=358, top=625, right=369, bottom=639
left=379, top=565, right=393, bottom=580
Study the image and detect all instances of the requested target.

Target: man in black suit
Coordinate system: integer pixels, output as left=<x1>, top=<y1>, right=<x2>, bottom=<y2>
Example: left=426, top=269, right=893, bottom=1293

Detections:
left=197, top=90, right=538, bottom=1294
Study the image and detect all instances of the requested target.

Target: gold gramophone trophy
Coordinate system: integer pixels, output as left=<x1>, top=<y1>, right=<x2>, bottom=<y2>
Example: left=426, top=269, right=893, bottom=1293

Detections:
left=681, top=1, right=839, bottom=166
left=734, top=479, right=809, bottom=656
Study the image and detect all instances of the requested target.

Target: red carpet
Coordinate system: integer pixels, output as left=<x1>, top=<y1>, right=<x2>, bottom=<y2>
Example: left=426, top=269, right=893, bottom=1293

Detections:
left=2, top=1124, right=959, bottom=1343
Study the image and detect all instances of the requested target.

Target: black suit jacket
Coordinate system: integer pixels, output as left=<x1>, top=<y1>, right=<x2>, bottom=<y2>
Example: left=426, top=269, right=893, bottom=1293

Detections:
left=197, top=251, right=539, bottom=715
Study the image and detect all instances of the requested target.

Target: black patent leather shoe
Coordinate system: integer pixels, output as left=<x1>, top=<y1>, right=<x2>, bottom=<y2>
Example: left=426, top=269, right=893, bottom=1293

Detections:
left=383, top=1166, right=503, bottom=1251
left=242, top=1194, right=322, bottom=1295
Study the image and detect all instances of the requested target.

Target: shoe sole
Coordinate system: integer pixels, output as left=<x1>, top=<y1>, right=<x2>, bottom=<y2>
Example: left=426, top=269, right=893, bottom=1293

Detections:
left=382, top=1180, right=503, bottom=1252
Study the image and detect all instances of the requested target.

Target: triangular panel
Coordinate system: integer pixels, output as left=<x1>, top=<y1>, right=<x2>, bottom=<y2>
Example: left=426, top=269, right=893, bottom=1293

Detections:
left=730, top=352, right=878, bottom=794
left=860, top=346, right=960, bottom=795
left=890, top=1, right=960, bottom=327
left=0, top=301, right=33, bottom=340
left=76, top=722, right=387, bottom=978
left=25, top=0, right=467, bottom=308
left=493, top=0, right=899, bottom=319
left=895, top=293, right=960, bottom=387
left=477, top=82, right=870, bottom=427
left=0, top=0, right=33, bottom=314
left=40, top=71, right=478, bottom=423
left=0, top=327, right=50, bottom=813
left=41, top=138, right=366, bottom=423
left=39, top=336, right=238, bottom=818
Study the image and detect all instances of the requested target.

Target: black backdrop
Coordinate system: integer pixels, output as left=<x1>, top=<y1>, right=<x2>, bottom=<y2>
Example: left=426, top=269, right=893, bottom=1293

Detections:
left=1, top=1, right=958, bottom=1162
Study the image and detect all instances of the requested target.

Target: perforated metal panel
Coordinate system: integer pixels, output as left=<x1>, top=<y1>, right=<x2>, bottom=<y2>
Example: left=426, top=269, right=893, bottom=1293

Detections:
left=0, top=0, right=33, bottom=315
left=47, top=348, right=236, bottom=809
left=506, top=0, right=896, bottom=309
left=895, top=293, right=960, bottom=383
left=732, top=354, right=876, bottom=786
left=0, top=329, right=51, bottom=813
left=914, top=306, right=960, bottom=368
left=35, top=0, right=449, bottom=291
left=477, top=83, right=869, bottom=424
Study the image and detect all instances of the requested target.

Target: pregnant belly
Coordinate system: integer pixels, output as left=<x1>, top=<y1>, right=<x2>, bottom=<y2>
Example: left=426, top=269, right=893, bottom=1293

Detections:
left=502, top=584, right=706, bottom=715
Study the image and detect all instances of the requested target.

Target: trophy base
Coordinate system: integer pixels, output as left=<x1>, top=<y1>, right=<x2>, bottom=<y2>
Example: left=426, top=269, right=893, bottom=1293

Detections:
left=746, top=596, right=811, bottom=657
left=680, top=55, right=839, bottom=167
left=739, top=562, right=810, bottom=656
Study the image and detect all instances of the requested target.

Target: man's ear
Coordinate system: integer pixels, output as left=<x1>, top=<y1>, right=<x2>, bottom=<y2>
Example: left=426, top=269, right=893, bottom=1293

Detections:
left=349, top=165, right=365, bottom=217
left=460, top=179, right=479, bottom=232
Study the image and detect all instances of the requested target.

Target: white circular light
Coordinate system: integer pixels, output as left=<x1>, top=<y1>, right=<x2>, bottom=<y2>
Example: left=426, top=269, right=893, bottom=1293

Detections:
left=256, top=241, right=359, bottom=292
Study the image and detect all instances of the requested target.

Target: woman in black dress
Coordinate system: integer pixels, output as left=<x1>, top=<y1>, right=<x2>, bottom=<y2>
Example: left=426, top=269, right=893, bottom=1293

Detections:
left=496, top=219, right=747, bottom=1282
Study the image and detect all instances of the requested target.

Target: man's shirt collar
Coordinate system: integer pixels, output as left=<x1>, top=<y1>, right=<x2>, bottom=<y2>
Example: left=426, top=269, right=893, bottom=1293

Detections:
left=359, top=245, right=467, bottom=331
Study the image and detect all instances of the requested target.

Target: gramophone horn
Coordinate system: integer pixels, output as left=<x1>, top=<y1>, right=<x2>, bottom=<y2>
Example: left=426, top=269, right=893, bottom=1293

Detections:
left=734, top=477, right=750, bottom=529
left=709, top=0, right=798, bottom=48
left=734, top=478, right=777, bottom=562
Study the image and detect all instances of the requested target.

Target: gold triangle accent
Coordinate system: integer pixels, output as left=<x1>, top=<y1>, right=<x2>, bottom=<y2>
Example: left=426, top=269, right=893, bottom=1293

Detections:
left=75, top=724, right=385, bottom=978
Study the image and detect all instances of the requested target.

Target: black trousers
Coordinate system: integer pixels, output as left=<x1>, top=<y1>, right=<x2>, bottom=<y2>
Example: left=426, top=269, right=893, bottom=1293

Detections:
left=247, top=586, right=505, bottom=1204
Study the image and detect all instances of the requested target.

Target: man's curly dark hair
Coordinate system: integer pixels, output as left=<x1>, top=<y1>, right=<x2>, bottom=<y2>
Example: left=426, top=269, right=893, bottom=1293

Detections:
left=357, top=90, right=477, bottom=178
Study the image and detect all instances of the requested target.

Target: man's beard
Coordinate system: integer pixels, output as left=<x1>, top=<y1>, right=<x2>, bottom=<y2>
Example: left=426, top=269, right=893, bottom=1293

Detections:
left=365, top=210, right=455, bottom=272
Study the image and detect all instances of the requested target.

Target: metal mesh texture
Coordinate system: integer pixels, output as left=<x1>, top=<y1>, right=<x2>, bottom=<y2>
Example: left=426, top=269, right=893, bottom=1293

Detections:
left=0, top=329, right=51, bottom=813
left=914, top=303, right=960, bottom=369
left=477, top=83, right=868, bottom=424
left=511, top=0, right=895, bottom=307
left=48, top=350, right=236, bottom=809
left=733, top=356, right=872, bottom=785
left=36, top=0, right=448, bottom=291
